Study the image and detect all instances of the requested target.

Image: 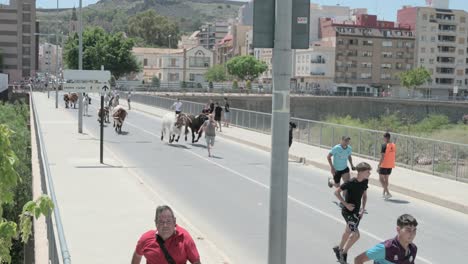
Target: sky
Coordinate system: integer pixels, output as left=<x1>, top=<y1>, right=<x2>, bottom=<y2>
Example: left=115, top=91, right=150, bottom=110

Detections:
left=35, top=0, right=468, bottom=21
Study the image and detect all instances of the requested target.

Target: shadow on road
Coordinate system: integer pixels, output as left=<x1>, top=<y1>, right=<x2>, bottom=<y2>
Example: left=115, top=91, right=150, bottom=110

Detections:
left=191, top=143, right=207, bottom=149
left=211, top=155, right=223, bottom=159
left=385, top=198, right=410, bottom=204
left=166, top=144, right=190, bottom=149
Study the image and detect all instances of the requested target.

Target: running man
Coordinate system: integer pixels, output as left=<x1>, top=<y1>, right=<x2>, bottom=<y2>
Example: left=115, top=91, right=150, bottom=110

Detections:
left=199, top=114, right=218, bottom=157
left=171, top=98, right=183, bottom=115
left=354, top=214, right=418, bottom=264
left=377, top=132, right=396, bottom=200
left=333, top=162, right=371, bottom=264
left=327, top=136, right=356, bottom=188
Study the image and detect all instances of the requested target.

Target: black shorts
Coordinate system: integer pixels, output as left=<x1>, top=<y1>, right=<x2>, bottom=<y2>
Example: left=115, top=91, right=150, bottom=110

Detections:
left=175, top=110, right=181, bottom=114
left=379, top=168, right=392, bottom=175
left=341, top=210, right=361, bottom=232
left=333, top=167, right=350, bottom=184
left=214, top=116, right=221, bottom=121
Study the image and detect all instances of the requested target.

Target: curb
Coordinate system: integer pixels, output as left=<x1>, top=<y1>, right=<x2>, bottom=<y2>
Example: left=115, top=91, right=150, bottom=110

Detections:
left=131, top=104, right=468, bottom=215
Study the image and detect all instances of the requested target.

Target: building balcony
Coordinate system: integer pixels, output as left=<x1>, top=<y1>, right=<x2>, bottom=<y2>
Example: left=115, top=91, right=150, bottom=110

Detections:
left=311, top=58, right=326, bottom=64
left=310, top=72, right=325, bottom=76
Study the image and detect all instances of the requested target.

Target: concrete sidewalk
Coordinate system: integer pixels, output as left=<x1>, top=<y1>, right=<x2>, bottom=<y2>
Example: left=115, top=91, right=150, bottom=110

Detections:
left=124, top=97, right=468, bottom=215
left=32, top=92, right=230, bottom=263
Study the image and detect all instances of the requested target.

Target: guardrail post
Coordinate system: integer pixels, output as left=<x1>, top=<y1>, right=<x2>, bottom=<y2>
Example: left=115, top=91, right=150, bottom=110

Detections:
left=455, top=146, right=459, bottom=181
left=319, top=123, right=323, bottom=146
left=236, top=110, right=239, bottom=126
left=331, top=126, right=334, bottom=146
left=373, top=133, right=378, bottom=158
left=256, top=113, right=259, bottom=131
left=307, top=122, right=311, bottom=144
left=432, top=143, right=436, bottom=174
left=358, top=130, right=362, bottom=154
left=262, top=114, right=266, bottom=132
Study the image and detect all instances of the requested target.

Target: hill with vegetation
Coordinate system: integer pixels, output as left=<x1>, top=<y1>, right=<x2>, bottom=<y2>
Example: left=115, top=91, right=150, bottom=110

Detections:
left=37, top=0, right=243, bottom=43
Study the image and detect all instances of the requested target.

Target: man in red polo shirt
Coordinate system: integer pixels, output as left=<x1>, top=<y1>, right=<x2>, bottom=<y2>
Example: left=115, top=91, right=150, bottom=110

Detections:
left=131, top=205, right=201, bottom=264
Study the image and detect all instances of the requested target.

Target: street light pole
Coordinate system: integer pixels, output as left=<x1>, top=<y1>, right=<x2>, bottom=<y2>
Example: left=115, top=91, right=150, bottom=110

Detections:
left=78, top=0, right=83, bottom=133
left=55, top=0, right=59, bottom=108
left=268, top=0, right=292, bottom=263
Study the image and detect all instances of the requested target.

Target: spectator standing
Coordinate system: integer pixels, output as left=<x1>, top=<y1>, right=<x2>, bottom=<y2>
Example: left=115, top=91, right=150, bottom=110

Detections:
left=378, top=132, right=396, bottom=200
left=214, top=102, right=223, bottom=132
left=289, top=122, right=297, bottom=148
left=131, top=205, right=201, bottom=264
left=127, top=91, right=132, bottom=110
left=223, top=97, right=230, bottom=127
left=209, top=99, right=214, bottom=113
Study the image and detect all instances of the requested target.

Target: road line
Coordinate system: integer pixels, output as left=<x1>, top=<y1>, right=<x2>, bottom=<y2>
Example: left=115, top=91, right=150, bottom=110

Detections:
left=124, top=119, right=433, bottom=264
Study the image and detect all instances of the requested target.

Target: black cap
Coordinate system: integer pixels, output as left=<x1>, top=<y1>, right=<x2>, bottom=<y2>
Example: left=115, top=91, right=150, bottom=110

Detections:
left=342, top=136, right=351, bottom=140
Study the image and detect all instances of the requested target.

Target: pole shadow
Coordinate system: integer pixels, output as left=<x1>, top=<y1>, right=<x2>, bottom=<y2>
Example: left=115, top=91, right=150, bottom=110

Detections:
left=385, top=198, right=410, bottom=204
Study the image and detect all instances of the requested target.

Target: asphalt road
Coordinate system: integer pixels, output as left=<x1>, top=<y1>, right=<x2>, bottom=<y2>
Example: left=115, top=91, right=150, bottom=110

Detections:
left=69, top=97, right=467, bottom=264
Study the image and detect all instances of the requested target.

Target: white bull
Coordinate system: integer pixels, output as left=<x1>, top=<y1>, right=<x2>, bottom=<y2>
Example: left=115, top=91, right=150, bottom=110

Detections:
left=161, top=112, right=190, bottom=144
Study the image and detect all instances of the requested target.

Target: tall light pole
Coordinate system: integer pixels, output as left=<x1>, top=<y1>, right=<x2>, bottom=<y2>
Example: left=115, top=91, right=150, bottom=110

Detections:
left=55, top=0, right=60, bottom=108
left=78, top=0, right=83, bottom=133
left=168, top=34, right=172, bottom=86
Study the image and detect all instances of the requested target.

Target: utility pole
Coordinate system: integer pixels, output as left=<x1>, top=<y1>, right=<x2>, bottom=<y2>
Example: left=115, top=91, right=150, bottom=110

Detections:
left=268, top=0, right=292, bottom=263
left=55, top=0, right=59, bottom=108
left=78, top=0, right=83, bottom=133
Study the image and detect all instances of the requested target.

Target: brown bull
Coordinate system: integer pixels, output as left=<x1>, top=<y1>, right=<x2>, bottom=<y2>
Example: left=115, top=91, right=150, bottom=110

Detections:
left=97, top=107, right=110, bottom=123
left=112, top=106, right=127, bottom=134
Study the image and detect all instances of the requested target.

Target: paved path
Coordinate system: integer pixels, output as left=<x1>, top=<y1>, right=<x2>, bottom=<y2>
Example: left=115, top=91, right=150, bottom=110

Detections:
left=33, top=92, right=468, bottom=263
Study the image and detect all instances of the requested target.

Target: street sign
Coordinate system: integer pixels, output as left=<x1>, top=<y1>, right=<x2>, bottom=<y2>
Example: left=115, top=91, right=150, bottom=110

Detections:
left=297, top=17, right=308, bottom=24
left=63, top=70, right=111, bottom=93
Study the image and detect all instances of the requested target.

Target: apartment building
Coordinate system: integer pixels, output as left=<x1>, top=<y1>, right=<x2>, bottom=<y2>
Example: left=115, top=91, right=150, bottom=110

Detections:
left=255, top=48, right=273, bottom=82
left=38, top=43, right=62, bottom=75
left=398, top=4, right=468, bottom=98
left=215, top=34, right=233, bottom=65
left=294, top=45, right=336, bottom=92
left=310, top=3, right=367, bottom=43
left=133, top=46, right=213, bottom=83
left=237, top=0, right=253, bottom=26
left=321, top=14, right=416, bottom=95
left=0, top=0, right=37, bottom=82
left=197, top=22, right=229, bottom=50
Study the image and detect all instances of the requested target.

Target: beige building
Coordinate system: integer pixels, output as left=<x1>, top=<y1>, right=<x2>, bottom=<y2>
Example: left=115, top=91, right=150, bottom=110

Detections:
left=0, top=0, right=37, bottom=82
left=197, top=22, right=229, bottom=50
left=133, top=46, right=214, bottom=83
left=38, top=43, right=62, bottom=75
left=321, top=15, right=416, bottom=95
left=215, top=34, right=233, bottom=65
left=398, top=4, right=468, bottom=98
left=231, top=24, right=252, bottom=56
left=294, top=45, right=336, bottom=92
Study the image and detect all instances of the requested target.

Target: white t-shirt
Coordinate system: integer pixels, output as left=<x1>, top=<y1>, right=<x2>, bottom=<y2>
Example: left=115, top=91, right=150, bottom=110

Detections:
left=173, top=101, right=183, bottom=111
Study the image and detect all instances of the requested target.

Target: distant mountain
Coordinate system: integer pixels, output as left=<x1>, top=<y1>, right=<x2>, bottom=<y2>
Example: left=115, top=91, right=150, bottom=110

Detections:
left=37, top=0, right=244, bottom=37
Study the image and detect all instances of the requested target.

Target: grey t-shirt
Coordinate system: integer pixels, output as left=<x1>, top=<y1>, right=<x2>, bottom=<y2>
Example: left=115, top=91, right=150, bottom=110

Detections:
left=203, top=120, right=216, bottom=136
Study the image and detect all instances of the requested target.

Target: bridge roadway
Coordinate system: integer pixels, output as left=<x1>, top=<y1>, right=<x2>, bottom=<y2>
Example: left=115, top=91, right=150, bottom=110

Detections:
left=34, top=92, right=467, bottom=263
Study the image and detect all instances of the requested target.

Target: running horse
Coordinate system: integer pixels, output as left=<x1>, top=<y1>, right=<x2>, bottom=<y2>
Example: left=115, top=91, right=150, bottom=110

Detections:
left=64, top=93, right=78, bottom=109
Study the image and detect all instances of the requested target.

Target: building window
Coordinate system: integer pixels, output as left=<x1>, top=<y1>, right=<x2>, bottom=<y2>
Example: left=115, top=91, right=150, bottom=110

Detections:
left=363, top=40, right=373, bottom=46
left=406, top=64, right=412, bottom=70
left=382, top=41, right=392, bottom=47
left=422, top=14, right=428, bottom=20
left=431, top=36, right=436, bottom=42
left=360, top=73, right=371, bottom=79
left=382, top=52, right=393, bottom=58
left=22, top=47, right=30, bottom=54
left=22, top=24, right=31, bottom=33
left=395, top=63, right=403, bottom=69
left=22, top=36, right=31, bottom=44
left=461, top=17, right=466, bottom=23
left=429, top=59, right=435, bottom=64
left=362, top=51, right=372, bottom=57
left=420, top=35, right=426, bottom=41
left=189, top=56, right=210, bottom=67
left=420, top=58, right=425, bottom=64
left=421, top=48, right=426, bottom=53
left=459, top=49, right=465, bottom=55
left=189, top=73, right=195, bottom=81
left=381, top=63, right=392, bottom=69
left=431, top=48, right=435, bottom=53
left=457, top=69, right=464, bottom=76
left=381, top=73, right=392, bottom=80
left=23, top=3, right=32, bottom=11
left=396, top=52, right=404, bottom=58
left=143, top=58, right=148, bottom=66
left=22, top=13, right=31, bottom=22
left=22, top=58, right=31, bottom=65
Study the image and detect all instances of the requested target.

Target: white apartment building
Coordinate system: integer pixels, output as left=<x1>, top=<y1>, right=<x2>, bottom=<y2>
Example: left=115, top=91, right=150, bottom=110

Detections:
left=310, top=3, right=367, bottom=43
left=294, top=45, right=336, bottom=92
left=133, top=46, right=214, bottom=83
left=398, top=3, right=468, bottom=98
left=255, top=48, right=273, bottom=82
left=38, top=43, right=63, bottom=75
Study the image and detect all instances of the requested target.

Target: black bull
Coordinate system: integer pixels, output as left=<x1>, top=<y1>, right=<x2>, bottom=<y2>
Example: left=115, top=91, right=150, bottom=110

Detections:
left=185, top=114, right=209, bottom=143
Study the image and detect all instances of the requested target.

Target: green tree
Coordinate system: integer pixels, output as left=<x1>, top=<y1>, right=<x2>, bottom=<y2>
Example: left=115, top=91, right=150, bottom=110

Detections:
left=398, top=67, right=432, bottom=97
left=127, top=10, right=180, bottom=48
left=0, top=124, right=54, bottom=263
left=152, top=76, right=160, bottom=88
left=64, top=27, right=141, bottom=79
left=226, top=56, right=268, bottom=81
left=204, top=65, right=227, bottom=82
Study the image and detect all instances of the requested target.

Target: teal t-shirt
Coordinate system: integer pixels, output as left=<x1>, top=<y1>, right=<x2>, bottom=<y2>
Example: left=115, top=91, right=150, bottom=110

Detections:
left=366, top=244, right=393, bottom=264
left=330, top=144, right=352, bottom=171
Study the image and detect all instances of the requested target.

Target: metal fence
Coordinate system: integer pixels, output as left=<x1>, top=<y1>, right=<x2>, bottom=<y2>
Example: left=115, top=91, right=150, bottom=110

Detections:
left=128, top=93, right=468, bottom=182
left=30, top=91, right=71, bottom=264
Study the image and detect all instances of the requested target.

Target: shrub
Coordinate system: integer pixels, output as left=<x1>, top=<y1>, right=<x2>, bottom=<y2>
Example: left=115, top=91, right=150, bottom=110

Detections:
left=232, top=80, right=238, bottom=89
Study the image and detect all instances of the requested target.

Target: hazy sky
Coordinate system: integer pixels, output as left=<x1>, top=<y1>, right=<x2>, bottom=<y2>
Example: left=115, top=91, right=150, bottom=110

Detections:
left=36, top=0, right=467, bottom=21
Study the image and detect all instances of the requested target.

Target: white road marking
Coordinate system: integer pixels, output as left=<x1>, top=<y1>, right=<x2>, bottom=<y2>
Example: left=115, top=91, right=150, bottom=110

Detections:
left=123, top=120, right=434, bottom=264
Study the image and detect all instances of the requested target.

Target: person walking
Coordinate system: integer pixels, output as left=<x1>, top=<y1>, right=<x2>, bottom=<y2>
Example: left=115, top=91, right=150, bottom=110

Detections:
left=171, top=98, right=183, bottom=115
left=327, top=136, right=356, bottom=188
left=378, top=132, right=396, bottom=200
left=208, top=99, right=215, bottom=114
left=198, top=114, right=218, bottom=157
left=333, top=162, right=372, bottom=264
left=289, top=121, right=297, bottom=148
left=223, top=97, right=230, bottom=127
left=354, top=214, right=418, bottom=264
left=214, top=102, right=223, bottom=132
left=127, top=90, right=132, bottom=110
left=131, top=205, right=201, bottom=264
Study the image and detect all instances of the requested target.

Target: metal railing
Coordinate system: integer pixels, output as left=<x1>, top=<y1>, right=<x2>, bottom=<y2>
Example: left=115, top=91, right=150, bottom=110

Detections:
left=30, top=91, right=71, bottom=264
left=128, top=93, right=468, bottom=183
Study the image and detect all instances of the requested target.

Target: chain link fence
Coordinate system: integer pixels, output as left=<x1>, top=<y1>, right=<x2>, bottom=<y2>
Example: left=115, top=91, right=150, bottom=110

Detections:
left=128, top=93, right=468, bottom=183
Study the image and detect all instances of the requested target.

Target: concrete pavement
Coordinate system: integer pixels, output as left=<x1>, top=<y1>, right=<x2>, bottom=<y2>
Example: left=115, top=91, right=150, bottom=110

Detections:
left=123, top=95, right=468, bottom=215
left=32, top=92, right=230, bottom=263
